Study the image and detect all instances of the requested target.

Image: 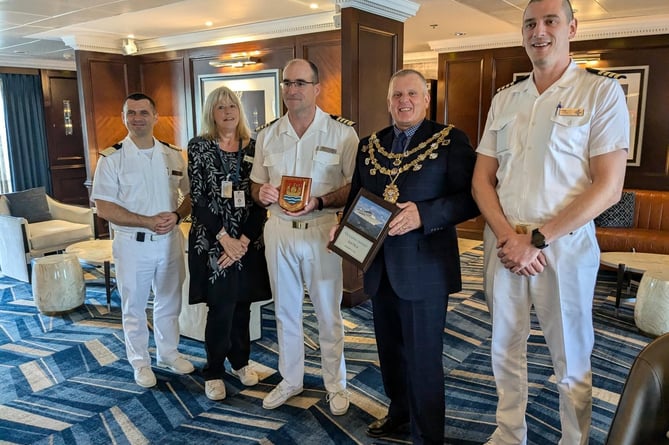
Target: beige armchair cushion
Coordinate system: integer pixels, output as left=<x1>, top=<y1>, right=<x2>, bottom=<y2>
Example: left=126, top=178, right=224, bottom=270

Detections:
left=29, top=220, right=93, bottom=251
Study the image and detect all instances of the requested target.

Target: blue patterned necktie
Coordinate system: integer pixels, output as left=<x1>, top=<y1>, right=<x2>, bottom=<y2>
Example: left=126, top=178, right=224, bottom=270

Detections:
left=391, top=132, right=407, bottom=153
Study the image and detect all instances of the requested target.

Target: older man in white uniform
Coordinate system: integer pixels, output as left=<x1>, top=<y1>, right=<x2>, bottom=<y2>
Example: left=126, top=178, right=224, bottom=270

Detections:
left=251, top=59, right=358, bottom=415
left=92, top=93, right=193, bottom=388
left=472, top=1, right=629, bottom=444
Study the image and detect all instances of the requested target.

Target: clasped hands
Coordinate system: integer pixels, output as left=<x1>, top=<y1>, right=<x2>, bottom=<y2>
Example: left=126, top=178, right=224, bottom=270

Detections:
left=218, top=235, right=250, bottom=269
left=496, top=232, right=547, bottom=276
left=149, top=211, right=179, bottom=234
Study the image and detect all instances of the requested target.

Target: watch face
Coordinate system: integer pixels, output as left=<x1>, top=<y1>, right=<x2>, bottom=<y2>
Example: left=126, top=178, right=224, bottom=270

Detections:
left=532, top=229, right=546, bottom=248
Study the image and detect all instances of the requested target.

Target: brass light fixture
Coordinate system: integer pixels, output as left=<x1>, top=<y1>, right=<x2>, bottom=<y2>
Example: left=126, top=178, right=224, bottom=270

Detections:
left=209, top=55, right=260, bottom=68
left=63, top=100, right=73, bottom=135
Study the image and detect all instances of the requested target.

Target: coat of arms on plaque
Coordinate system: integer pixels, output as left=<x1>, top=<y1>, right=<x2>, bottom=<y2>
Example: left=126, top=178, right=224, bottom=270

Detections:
left=279, top=176, right=312, bottom=211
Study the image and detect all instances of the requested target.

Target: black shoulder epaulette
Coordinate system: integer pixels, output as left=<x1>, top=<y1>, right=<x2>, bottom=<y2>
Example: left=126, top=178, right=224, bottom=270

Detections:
left=159, top=140, right=182, bottom=151
left=100, top=142, right=122, bottom=157
left=255, top=118, right=280, bottom=133
left=585, top=67, right=626, bottom=80
left=496, top=75, right=530, bottom=93
left=330, top=115, right=356, bottom=126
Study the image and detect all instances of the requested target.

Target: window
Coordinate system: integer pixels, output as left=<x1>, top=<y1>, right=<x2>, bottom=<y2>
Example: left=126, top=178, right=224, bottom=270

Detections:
left=0, top=79, right=12, bottom=193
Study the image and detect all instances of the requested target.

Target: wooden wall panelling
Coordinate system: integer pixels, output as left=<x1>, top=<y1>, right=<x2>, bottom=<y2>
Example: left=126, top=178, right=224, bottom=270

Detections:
left=76, top=51, right=140, bottom=190
left=299, top=34, right=342, bottom=115
left=341, top=8, right=403, bottom=139
left=138, top=56, right=188, bottom=148
left=40, top=70, right=88, bottom=205
left=442, top=56, right=485, bottom=146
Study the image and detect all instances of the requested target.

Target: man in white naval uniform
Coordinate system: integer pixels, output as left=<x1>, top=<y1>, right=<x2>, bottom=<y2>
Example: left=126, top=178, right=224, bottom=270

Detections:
left=472, top=0, right=629, bottom=444
left=92, top=93, right=194, bottom=388
left=250, top=59, right=358, bottom=415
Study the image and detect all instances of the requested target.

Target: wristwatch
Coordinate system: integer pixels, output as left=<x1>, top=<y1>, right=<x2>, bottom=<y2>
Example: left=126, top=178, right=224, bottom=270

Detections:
left=215, top=228, right=228, bottom=240
left=531, top=228, right=548, bottom=249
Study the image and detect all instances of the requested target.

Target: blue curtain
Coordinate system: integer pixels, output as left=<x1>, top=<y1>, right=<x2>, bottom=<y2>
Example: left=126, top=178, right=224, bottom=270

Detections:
left=0, top=73, right=51, bottom=193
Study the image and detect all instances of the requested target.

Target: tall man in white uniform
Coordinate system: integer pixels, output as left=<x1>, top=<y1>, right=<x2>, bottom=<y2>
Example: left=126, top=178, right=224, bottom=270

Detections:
left=250, top=59, right=359, bottom=415
left=92, top=93, right=194, bottom=388
left=472, top=1, right=629, bottom=444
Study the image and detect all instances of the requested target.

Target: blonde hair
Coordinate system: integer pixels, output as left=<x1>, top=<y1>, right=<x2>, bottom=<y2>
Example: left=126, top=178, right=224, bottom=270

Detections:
left=199, top=86, right=252, bottom=141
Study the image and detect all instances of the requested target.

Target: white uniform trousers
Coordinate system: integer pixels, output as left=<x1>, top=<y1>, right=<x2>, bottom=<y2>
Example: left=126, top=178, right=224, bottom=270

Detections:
left=483, top=223, right=599, bottom=445
left=264, top=214, right=347, bottom=392
left=112, top=230, right=185, bottom=369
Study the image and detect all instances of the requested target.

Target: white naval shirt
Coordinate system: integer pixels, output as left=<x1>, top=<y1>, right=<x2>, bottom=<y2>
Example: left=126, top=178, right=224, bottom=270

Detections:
left=91, top=135, right=189, bottom=233
left=250, top=106, right=359, bottom=220
left=477, top=62, right=629, bottom=224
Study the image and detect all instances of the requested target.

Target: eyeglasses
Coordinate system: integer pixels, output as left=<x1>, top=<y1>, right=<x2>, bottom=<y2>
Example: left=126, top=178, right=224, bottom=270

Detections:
left=281, top=80, right=316, bottom=89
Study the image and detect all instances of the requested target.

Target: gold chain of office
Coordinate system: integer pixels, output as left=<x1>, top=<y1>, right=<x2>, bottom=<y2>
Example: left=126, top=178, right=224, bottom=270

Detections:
left=362, top=125, right=453, bottom=203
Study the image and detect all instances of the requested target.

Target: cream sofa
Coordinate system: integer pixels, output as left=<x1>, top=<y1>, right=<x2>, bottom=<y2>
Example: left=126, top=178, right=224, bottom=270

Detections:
left=0, top=192, right=94, bottom=282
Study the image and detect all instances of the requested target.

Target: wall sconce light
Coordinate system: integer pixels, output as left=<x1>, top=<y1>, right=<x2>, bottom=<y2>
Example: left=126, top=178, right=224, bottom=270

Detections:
left=63, top=100, right=73, bottom=135
left=209, top=55, right=260, bottom=68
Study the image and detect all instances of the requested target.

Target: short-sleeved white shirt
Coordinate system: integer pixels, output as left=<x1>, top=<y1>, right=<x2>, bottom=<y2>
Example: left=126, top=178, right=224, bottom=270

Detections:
left=477, top=62, right=629, bottom=223
left=250, top=106, right=359, bottom=219
left=91, top=135, right=189, bottom=232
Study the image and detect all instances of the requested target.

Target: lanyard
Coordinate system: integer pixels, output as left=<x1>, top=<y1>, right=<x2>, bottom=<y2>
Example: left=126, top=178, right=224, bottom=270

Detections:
left=218, top=139, right=244, bottom=185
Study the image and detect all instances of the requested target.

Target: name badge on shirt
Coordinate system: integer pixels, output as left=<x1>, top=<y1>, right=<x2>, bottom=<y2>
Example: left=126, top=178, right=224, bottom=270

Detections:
left=171, top=170, right=183, bottom=176
left=558, top=108, right=584, bottom=117
left=234, top=190, right=245, bottom=208
left=221, top=180, right=233, bottom=198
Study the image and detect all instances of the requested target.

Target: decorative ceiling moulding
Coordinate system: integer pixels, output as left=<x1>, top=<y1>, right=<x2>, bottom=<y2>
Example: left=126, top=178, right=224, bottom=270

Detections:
left=403, top=51, right=438, bottom=64
left=335, top=0, right=420, bottom=22
left=0, top=55, right=74, bottom=71
left=430, top=15, right=669, bottom=53
left=139, top=12, right=336, bottom=54
left=61, top=35, right=124, bottom=54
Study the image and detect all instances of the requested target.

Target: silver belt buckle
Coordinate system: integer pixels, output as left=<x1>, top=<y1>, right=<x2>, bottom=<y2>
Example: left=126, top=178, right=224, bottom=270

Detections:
left=292, top=221, right=309, bottom=229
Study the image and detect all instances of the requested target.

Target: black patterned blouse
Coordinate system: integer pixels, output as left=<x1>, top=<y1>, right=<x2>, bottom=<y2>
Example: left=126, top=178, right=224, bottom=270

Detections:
left=187, top=136, right=267, bottom=305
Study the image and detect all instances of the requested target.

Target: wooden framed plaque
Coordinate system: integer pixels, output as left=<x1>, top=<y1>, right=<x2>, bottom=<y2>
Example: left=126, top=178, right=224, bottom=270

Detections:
left=279, top=176, right=312, bottom=211
left=328, top=188, right=399, bottom=272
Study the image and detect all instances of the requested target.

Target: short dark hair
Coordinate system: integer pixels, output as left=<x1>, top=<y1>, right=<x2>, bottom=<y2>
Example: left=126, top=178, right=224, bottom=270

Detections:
left=284, top=58, right=320, bottom=84
left=526, top=0, right=574, bottom=21
left=124, top=92, right=156, bottom=112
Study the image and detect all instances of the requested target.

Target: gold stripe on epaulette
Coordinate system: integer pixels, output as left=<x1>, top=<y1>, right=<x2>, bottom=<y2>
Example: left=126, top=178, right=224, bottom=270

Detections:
left=496, top=74, right=530, bottom=93
left=159, top=140, right=182, bottom=151
left=255, top=118, right=279, bottom=133
left=100, top=144, right=121, bottom=157
left=585, top=67, right=626, bottom=80
left=330, top=114, right=356, bottom=126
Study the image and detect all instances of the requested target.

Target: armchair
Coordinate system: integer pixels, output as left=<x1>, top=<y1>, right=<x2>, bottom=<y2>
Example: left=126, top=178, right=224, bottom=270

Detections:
left=0, top=194, right=94, bottom=282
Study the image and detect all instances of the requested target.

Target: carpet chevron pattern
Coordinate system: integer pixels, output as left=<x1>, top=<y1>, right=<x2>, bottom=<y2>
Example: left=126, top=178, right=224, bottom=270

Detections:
left=0, top=247, right=650, bottom=445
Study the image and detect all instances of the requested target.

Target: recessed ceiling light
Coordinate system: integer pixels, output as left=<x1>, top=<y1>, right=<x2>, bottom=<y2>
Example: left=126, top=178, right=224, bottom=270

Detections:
left=309, top=3, right=318, bottom=9
left=205, top=21, right=213, bottom=27
left=127, top=34, right=135, bottom=39
left=454, top=31, right=467, bottom=36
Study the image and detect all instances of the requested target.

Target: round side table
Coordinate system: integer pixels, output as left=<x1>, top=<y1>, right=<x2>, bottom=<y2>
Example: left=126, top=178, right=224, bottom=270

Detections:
left=635, top=269, right=669, bottom=336
left=31, top=253, right=85, bottom=314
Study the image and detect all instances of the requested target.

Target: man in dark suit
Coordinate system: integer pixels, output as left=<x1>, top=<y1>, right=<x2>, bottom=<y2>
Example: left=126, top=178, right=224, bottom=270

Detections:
left=342, top=69, right=479, bottom=444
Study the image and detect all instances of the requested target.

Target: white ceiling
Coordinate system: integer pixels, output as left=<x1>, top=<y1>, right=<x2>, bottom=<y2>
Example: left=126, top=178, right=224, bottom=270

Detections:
left=1, top=0, right=668, bottom=70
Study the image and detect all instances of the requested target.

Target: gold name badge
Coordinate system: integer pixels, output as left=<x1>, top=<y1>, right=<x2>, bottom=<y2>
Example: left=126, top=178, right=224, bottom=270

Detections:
left=558, top=108, right=585, bottom=117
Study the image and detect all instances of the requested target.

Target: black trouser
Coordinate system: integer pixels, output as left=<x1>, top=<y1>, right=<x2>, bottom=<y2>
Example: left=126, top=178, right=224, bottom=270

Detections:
left=372, top=268, right=447, bottom=445
left=202, top=298, right=252, bottom=381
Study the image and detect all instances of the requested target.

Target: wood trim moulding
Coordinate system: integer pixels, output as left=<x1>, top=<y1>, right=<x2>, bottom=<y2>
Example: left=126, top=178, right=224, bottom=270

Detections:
left=430, top=15, right=669, bottom=53
left=335, top=0, right=419, bottom=22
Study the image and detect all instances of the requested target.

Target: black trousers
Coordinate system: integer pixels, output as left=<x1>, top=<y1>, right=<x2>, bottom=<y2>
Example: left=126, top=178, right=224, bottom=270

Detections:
left=202, top=297, right=252, bottom=381
left=372, top=268, right=448, bottom=445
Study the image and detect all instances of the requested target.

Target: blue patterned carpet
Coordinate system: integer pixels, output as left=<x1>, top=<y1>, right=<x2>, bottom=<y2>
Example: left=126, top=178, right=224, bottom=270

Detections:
left=0, top=247, right=650, bottom=444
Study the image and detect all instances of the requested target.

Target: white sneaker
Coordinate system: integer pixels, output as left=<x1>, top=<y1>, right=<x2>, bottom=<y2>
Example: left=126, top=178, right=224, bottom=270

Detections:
left=205, top=379, right=226, bottom=400
left=232, top=365, right=259, bottom=386
left=326, top=389, right=350, bottom=415
left=262, top=381, right=303, bottom=409
left=134, top=367, right=156, bottom=388
left=157, top=357, right=195, bottom=375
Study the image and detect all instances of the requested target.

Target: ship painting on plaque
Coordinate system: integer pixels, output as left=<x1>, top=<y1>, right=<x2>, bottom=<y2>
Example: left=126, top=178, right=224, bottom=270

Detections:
left=328, top=188, right=399, bottom=272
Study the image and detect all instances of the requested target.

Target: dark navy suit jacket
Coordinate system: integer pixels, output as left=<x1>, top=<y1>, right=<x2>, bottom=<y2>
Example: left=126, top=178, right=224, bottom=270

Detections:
left=348, top=119, right=479, bottom=300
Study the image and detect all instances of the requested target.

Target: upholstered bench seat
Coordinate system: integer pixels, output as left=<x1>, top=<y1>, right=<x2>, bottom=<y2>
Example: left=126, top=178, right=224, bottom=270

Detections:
left=597, top=227, right=669, bottom=255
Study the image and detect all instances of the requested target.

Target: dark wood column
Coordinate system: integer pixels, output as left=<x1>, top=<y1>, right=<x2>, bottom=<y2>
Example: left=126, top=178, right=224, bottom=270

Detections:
left=339, top=6, right=405, bottom=307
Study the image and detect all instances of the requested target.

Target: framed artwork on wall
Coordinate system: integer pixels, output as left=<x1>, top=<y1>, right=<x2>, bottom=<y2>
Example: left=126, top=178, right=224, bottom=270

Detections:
left=196, top=69, right=281, bottom=136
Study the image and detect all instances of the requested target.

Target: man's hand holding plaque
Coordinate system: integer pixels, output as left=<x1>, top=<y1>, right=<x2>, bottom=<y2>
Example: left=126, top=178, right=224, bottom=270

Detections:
left=279, top=176, right=312, bottom=212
